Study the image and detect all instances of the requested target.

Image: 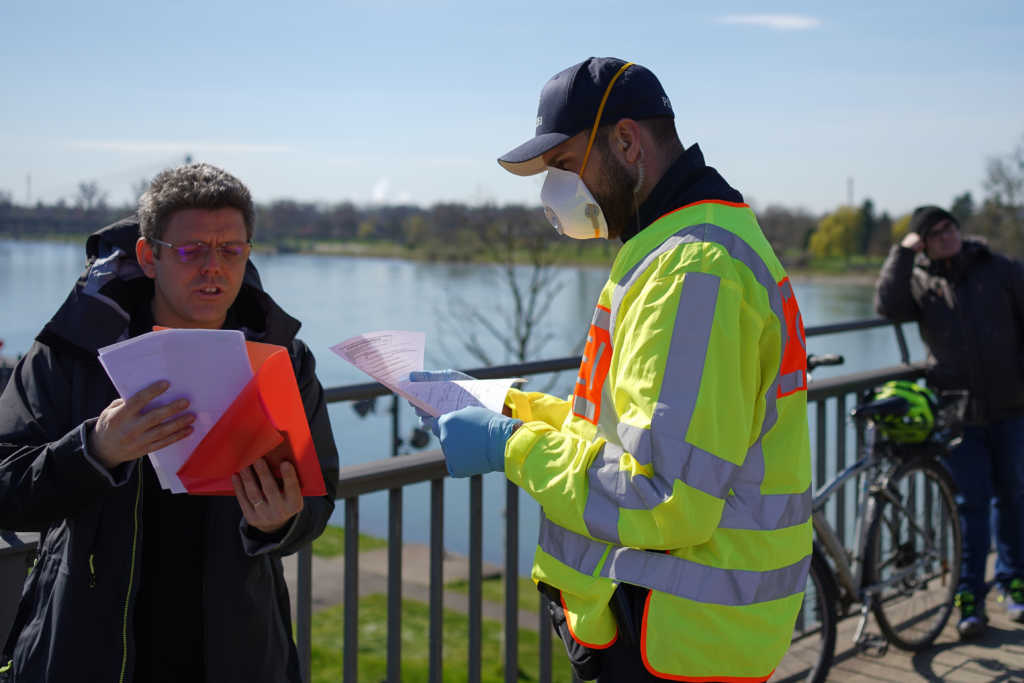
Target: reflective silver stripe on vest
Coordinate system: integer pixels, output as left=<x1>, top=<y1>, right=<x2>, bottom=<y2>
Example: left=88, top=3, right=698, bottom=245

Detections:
left=716, top=363, right=785, bottom=530
left=584, top=442, right=624, bottom=542
left=601, top=544, right=810, bottom=606
left=583, top=437, right=740, bottom=543
left=589, top=342, right=608, bottom=386
left=777, top=370, right=806, bottom=396
left=572, top=395, right=597, bottom=422
left=718, top=368, right=809, bottom=532
left=775, top=277, right=806, bottom=399
left=581, top=273, right=735, bottom=542
left=616, top=423, right=737, bottom=498
left=539, top=516, right=808, bottom=605
left=605, top=220, right=809, bottom=532
left=610, top=222, right=782, bottom=340
left=539, top=511, right=608, bottom=575
left=719, top=485, right=812, bottom=531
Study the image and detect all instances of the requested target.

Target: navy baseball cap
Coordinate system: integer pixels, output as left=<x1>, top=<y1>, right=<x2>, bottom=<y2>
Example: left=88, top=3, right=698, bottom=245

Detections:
left=498, top=57, right=674, bottom=176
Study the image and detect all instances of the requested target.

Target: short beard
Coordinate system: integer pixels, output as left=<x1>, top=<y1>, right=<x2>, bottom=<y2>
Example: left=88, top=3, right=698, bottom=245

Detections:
left=591, top=150, right=638, bottom=241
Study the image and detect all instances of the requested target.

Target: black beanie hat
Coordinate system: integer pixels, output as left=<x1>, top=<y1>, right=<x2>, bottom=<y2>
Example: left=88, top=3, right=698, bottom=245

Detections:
left=909, top=205, right=958, bottom=240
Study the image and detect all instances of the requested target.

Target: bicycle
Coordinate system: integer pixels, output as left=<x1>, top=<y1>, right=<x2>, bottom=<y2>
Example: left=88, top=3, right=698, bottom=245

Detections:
left=775, top=355, right=965, bottom=683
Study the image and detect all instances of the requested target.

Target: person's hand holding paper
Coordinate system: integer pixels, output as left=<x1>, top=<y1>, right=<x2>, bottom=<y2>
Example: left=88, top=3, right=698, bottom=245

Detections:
left=98, top=329, right=326, bottom=498
left=406, top=368, right=475, bottom=434
left=405, top=369, right=524, bottom=477
left=433, top=405, right=522, bottom=477
left=89, top=380, right=196, bottom=468
left=232, top=458, right=303, bottom=534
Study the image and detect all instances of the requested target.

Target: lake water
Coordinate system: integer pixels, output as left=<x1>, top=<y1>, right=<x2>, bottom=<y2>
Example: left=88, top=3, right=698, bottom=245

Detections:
left=0, top=238, right=926, bottom=574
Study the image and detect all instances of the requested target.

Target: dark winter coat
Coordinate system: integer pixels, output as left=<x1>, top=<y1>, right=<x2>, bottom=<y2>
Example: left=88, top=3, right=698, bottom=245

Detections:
left=0, top=218, right=339, bottom=682
left=874, top=238, right=1024, bottom=424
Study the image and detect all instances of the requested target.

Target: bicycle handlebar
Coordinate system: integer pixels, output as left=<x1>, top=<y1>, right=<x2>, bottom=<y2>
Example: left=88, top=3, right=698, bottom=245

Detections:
left=807, top=353, right=845, bottom=371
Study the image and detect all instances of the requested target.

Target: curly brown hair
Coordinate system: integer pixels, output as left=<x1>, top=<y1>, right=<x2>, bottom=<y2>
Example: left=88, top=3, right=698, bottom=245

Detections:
left=138, top=163, right=255, bottom=243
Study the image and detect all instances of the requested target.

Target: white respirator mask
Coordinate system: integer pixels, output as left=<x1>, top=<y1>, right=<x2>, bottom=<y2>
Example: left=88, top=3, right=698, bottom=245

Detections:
left=537, top=61, right=636, bottom=241
left=540, top=167, right=608, bottom=240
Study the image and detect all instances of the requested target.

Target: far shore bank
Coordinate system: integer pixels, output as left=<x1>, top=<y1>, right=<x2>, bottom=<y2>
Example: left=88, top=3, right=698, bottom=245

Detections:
left=0, top=232, right=883, bottom=283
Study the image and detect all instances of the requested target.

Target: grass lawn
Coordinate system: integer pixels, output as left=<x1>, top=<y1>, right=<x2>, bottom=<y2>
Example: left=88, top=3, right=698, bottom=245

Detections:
left=313, top=529, right=542, bottom=616
left=312, top=525, right=388, bottom=557
left=310, top=593, right=576, bottom=683
left=446, top=576, right=544, bottom=615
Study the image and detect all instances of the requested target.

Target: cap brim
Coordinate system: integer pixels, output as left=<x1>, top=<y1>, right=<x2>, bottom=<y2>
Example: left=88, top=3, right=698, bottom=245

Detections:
left=497, top=132, right=570, bottom=176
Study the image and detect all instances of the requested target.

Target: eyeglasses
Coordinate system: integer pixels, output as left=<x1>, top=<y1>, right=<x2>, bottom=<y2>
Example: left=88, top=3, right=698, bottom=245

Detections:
left=150, top=238, right=251, bottom=264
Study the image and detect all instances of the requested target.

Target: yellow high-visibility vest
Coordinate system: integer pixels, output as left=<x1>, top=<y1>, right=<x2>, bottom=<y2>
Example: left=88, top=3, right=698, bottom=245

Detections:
left=505, top=199, right=812, bottom=681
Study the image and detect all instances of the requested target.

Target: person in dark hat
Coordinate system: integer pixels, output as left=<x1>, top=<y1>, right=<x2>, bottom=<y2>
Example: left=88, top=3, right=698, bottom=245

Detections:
left=415, top=57, right=813, bottom=682
left=875, top=204, right=1024, bottom=638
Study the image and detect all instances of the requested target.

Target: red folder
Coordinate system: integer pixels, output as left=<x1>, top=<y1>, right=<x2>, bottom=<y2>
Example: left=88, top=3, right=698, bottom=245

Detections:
left=175, top=339, right=327, bottom=497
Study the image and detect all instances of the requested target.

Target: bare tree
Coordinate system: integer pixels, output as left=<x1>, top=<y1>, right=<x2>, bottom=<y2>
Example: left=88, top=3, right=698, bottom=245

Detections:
left=756, top=204, right=819, bottom=265
left=984, top=135, right=1024, bottom=207
left=444, top=222, right=560, bottom=364
left=437, top=212, right=566, bottom=375
left=969, top=134, right=1024, bottom=255
left=76, top=180, right=108, bottom=211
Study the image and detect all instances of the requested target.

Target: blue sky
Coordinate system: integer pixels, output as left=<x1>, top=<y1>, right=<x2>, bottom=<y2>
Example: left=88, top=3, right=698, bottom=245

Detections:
left=2, top=1, right=1022, bottom=218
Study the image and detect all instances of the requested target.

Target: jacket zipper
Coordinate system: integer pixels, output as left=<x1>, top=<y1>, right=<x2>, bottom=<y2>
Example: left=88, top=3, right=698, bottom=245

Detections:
left=952, top=278, right=986, bottom=421
left=118, top=471, right=143, bottom=683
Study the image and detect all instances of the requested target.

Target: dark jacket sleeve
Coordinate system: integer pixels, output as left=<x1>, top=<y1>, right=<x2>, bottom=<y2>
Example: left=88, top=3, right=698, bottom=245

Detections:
left=0, top=343, right=132, bottom=531
left=240, top=339, right=339, bottom=557
left=1004, top=256, right=1024, bottom=341
left=874, top=244, right=921, bottom=322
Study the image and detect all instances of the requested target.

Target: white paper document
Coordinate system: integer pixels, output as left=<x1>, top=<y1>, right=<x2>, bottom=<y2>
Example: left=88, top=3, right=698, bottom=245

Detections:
left=330, top=330, right=516, bottom=417
left=98, top=329, right=254, bottom=492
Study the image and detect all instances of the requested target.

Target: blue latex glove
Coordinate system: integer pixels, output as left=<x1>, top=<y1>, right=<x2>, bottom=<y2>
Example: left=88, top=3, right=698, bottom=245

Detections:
left=406, top=369, right=475, bottom=436
left=437, top=406, right=522, bottom=477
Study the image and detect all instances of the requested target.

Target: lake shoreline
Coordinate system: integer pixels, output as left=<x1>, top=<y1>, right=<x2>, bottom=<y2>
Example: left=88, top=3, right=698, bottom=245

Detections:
left=0, top=233, right=882, bottom=283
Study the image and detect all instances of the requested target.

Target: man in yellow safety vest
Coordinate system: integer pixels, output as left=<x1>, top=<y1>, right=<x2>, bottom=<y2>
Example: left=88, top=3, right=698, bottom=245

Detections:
left=424, top=57, right=812, bottom=682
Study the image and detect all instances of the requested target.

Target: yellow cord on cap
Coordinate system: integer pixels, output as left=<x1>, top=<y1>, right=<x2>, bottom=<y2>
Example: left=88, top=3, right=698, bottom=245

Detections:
left=579, top=61, right=634, bottom=178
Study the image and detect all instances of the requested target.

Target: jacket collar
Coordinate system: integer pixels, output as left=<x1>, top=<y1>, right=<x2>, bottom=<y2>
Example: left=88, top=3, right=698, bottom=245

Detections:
left=40, top=216, right=301, bottom=354
left=622, top=143, right=745, bottom=242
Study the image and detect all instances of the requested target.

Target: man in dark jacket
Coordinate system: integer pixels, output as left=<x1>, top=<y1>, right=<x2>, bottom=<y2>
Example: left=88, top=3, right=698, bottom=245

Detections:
left=875, top=205, right=1024, bottom=638
left=0, top=163, right=339, bottom=682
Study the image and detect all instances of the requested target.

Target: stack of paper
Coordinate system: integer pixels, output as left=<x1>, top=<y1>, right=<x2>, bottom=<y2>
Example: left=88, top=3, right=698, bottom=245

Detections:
left=329, top=330, right=516, bottom=416
left=98, top=328, right=326, bottom=496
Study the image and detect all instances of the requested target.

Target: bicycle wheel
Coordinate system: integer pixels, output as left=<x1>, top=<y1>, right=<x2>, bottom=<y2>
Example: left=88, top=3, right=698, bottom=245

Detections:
left=773, top=546, right=838, bottom=683
left=864, top=457, right=961, bottom=651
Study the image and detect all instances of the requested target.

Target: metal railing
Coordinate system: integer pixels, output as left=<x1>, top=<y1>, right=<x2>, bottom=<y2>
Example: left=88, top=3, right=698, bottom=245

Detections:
left=301, top=317, right=926, bottom=683
left=0, top=318, right=927, bottom=683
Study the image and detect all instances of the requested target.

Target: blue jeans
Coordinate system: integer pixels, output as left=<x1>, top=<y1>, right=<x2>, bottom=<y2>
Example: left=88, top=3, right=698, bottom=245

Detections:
left=943, top=415, right=1024, bottom=596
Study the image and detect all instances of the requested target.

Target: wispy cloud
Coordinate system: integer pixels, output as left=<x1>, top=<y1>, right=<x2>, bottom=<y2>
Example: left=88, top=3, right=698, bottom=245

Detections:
left=717, top=13, right=821, bottom=30
left=69, top=140, right=293, bottom=154
left=326, top=155, right=478, bottom=169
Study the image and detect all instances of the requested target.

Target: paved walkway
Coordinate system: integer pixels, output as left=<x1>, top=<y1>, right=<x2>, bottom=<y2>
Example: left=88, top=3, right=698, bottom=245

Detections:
left=810, top=590, right=1023, bottom=682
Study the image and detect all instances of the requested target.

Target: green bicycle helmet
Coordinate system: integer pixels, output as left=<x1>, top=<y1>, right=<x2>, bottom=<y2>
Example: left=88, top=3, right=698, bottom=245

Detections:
left=869, top=380, right=939, bottom=443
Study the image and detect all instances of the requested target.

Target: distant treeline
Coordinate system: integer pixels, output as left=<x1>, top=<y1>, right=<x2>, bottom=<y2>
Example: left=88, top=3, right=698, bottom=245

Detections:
left=0, top=199, right=627, bottom=264
left=2, top=130, right=1022, bottom=269
left=0, top=197, right=850, bottom=268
